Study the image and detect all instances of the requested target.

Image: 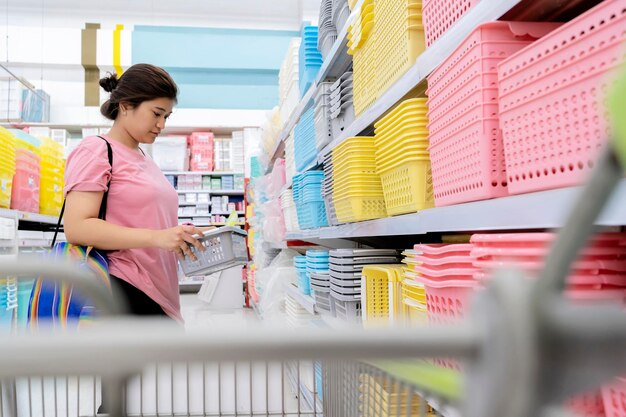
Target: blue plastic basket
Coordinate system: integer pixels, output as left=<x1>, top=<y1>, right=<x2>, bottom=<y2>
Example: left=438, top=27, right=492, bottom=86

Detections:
left=315, top=362, right=323, bottom=401
left=297, top=270, right=311, bottom=295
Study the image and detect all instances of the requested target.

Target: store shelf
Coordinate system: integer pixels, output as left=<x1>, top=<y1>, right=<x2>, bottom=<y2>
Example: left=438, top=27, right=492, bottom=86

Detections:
left=176, top=189, right=244, bottom=195
left=178, top=202, right=211, bottom=207
left=0, top=208, right=59, bottom=225
left=318, top=180, right=626, bottom=239
left=285, top=283, right=316, bottom=315
left=163, top=171, right=243, bottom=176
left=317, top=0, right=527, bottom=163
left=211, top=211, right=245, bottom=216
left=285, top=229, right=321, bottom=241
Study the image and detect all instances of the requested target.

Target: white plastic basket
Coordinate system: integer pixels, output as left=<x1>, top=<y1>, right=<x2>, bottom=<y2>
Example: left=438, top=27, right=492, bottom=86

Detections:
left=179, top=227, right=248, bottom=276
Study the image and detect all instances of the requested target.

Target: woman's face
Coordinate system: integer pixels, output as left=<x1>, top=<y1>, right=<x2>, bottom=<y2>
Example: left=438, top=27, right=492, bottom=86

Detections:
left=121, top=97, right=175, bottom=144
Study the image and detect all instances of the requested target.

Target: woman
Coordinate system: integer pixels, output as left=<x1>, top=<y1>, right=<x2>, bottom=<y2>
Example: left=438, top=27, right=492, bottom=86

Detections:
left=64, top=63, right=204, bottom=321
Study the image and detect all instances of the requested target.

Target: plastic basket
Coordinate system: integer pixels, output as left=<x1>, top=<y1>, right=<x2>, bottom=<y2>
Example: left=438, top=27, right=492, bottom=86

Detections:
left=11, top=150, right=40, bottom=213
left=331, top=297, right=362, bottom=323
left=602, top=377, right=626, bottom=417
left=362, top=265, right=404, bottom=326
left=426, top=22, right=560, bottom=207
left=401, top=279, right=427, bottom=304
left=403, top=297, right=429, bottom=324
left=566, top=391, right=606, bottom=417
left=498, top=0, right=626, bottom=195
left=179, top=227, right=248, bottom=276
left=423, top=0, right=479, bottom=47
left=334, top=194, right=387, bottom=223
left=377, top=159, right=434, bottom=216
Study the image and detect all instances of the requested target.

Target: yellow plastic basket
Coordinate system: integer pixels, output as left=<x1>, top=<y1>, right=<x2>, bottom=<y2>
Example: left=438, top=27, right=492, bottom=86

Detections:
left=376, top=150, right=429, bottom=172
left=0, top=160, right=14, bottom=209
left=353, top=0, right=426, bottom=116
left=401, top=278, right=427, bottom=304
left=374, top=98, right=428, bottom=133
left=363, top=265, right=404, bottom=326
left=334, top=194, right=387, bottom=223
left=375, top=143, right=429, bottom=167
left=377, top=158, right=434, bottom=216
left=403, top=298, right=428, bottom=324
left=359, top=374, right=435, bottom=417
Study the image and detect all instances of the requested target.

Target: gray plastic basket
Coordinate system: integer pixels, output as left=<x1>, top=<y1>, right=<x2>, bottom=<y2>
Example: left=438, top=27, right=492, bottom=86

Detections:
left=179, top=226, right=248, bottom=276
left=332, top=297, right=361, bottom=322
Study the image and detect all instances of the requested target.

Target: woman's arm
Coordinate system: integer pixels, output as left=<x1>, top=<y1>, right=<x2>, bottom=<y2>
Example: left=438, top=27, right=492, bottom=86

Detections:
left=63, top=191, right=205, bottom=259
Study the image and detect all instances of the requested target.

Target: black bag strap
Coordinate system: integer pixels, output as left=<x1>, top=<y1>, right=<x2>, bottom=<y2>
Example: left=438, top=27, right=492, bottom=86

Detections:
left=51, top=136, right=113, bottom=248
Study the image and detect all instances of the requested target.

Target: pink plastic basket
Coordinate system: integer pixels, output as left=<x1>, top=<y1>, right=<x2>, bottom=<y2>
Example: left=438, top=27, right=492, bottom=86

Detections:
left=566, top=391, right=606, bottom=417
left=603, top=377, right=626, bottom=417
left=498, top=0, right=626, bottom=195
left=10, top=150, right=40, bottom=213
left=422, top=0, right=480, bottom=47
left=427, top=22, right=560, bottom=207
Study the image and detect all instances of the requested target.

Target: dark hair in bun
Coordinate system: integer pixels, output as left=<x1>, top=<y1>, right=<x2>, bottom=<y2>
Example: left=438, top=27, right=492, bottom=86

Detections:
left=99, top=63, right=178, bottom=120
left=99, top=73, right=118, bottom=93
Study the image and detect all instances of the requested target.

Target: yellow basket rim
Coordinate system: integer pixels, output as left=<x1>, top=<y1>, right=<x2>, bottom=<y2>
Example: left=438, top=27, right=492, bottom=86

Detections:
left=376, top=153, right=431, bottom=172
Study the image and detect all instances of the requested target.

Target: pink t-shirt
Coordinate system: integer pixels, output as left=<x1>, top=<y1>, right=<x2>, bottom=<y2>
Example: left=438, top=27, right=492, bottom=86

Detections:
left=64, top=136, right=182, bottom=321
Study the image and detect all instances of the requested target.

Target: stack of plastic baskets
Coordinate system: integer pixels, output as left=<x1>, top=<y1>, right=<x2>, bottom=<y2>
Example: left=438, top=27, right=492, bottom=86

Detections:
left=322, top=152, right=338, bottom=225
left=471, top=233, right=626, bottom=303
left=0, top=277, right=17, bottom=332
left=330, top=71, right=355, bottom=139
left=329, top=249, right=400, bottom=323
left=292, top=171, right=328, bottom=229
left=349, top=0, right=426, bottom=115
left=400, top=249, right=428, bottom=324
left=294, top=106, right=317, bottom=172
left=294, top=256, right=310, bottom=295
left=280, top=189, right=299, bottom=232
left=361, top=265, right=404, bottom=327
left=498, top=0, right=625, bottom=195
left=188, top=132, right=214, bottom=172
left=38, top=136, right=65, bottom=216
left=412, top=244, right=479, bottom=325
left=299, top=26, right=323, bottom=96
left=310, top=270, right=333, bottom=315
left=423, top=0, right=480, bottom=47
left=332, top=136, right=387, bottom=223
left=318, top=0, right=338, bottom=59
left=332, top=0, right=350, bottom=31
left=314, top=82, right=335, bottom=151
left=360, top=374, right=434, bottom=417
left=0, top=127, right=16, bottom=208
left=426, top=22, right=559, bottom=207
left=374, top=98, right=434, bottom=216
left=10, top=147, right=40, bottom=213
left=413, top=243, right=479, bottom=369
left=279, top=38, right=302, bottom=124
left=307, top=250, right=331, bottom=313
left=285, top=294, right=317, bottom=327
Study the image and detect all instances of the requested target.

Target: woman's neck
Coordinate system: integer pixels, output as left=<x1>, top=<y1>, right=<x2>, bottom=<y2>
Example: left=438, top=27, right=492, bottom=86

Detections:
left=106, top=123, right=139, bottom=149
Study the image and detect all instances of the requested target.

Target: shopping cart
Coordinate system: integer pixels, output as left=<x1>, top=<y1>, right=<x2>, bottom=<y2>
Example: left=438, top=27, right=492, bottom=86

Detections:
left=1, top=150, right=626, bottom=417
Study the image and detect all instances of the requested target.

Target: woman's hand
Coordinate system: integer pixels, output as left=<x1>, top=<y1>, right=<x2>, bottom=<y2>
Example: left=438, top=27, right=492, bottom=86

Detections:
left=153, top=225, right=206, bottom=261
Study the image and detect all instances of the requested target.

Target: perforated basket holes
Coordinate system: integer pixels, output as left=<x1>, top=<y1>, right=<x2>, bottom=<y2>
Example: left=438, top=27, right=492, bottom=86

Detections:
left=428, top=99, right=490, bottom=147
left=428, top=87, right=499, bottom=135
left=379, top=164, right=433, bottom=212
left=201, top=235, right=225, bottom=263
left=425, top=288, right=466, bottom=325
left=423, top=0, right=479, bottom=46
left=429, top=120, right=508, bottom=205
left=497, top=2, right=626, bottom=194
left=502, top=78, right=612, bottom=191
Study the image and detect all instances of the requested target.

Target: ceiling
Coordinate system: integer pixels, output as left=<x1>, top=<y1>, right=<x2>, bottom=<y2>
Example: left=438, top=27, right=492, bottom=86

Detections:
left=3, top=0, right=322, bottom=30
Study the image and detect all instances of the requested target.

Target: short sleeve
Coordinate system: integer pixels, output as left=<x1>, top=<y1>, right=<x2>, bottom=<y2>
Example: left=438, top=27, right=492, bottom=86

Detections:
left=64, top=136, right=112, bottom=197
